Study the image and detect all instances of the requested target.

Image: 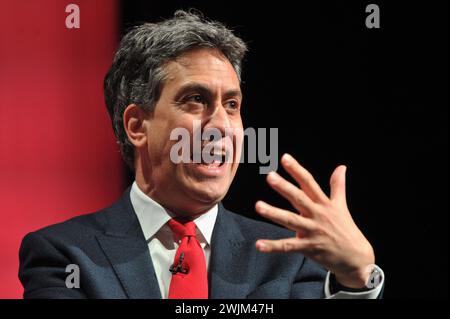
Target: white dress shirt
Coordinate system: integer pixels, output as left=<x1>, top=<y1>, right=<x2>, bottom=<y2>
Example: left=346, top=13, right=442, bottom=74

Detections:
left=130, top=181, right=384, bottom=299
left=130, top=181, right=217, bottom=298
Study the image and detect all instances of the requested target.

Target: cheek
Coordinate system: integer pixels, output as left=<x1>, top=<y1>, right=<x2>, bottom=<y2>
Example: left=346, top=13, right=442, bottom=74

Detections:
left=146, top=123, right=174, bottom=165
left=231, top=121, right=244, bottom=162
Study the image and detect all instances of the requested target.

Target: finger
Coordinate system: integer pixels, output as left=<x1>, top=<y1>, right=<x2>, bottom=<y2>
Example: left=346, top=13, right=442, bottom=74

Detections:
left=255, top=201, right=316, bottom=232
left=256, top=237, right=309, bottom=253
left=280, top=154, right=329, bottom=203
left=266, top=171, right=316, bottom=216
left=330, top=165, right=347, bottom=205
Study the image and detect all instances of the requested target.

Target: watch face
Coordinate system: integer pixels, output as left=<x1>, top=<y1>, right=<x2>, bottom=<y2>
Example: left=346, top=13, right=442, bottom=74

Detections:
left=367, top=267, right=383, bottom=289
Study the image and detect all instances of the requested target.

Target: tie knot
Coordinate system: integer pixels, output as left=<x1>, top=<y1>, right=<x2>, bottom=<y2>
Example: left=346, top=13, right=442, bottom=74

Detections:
left=168, top=218, right=197, bottom=238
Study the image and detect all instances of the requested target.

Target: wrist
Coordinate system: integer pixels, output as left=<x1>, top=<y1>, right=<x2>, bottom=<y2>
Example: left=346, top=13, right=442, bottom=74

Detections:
left=334, top=264, right=375, bottom=289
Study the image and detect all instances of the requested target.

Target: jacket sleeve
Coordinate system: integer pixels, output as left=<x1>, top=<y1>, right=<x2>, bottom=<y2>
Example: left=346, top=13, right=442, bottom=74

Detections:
left=18, top=231, right=87, bottom=299
left=290, top=257, right=327, bottom=299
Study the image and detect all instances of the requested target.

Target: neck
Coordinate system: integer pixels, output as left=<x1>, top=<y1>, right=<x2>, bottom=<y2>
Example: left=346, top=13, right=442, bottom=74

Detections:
left=133, top=156, right=218, bottom=216
left=134, top=176, right=216, bottom=218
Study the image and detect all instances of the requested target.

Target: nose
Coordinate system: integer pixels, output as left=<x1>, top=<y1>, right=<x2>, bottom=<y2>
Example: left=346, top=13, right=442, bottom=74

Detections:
left=202, top=101, right=231, bottom=136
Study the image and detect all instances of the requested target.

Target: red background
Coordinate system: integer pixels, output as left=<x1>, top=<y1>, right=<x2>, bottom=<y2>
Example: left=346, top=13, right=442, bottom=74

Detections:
left=0, top=0, right=124, bottom=298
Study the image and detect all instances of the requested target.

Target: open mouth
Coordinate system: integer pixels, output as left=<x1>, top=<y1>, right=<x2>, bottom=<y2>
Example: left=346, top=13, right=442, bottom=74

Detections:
left=191, top=149, right=227, bottom=167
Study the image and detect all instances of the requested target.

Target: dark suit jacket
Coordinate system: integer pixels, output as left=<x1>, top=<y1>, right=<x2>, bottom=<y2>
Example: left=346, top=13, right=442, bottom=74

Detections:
left=19, top=188, right=327, bottom=299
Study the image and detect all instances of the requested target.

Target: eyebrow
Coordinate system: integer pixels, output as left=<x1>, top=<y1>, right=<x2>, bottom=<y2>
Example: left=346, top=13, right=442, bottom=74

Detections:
left=174, top=82, right=242, bottom=101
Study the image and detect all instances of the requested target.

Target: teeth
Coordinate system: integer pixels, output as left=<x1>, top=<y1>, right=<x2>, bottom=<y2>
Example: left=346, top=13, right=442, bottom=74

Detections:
left=206, top=151, right=226, bottom=155
left=190, top=149, right=229, bottom=166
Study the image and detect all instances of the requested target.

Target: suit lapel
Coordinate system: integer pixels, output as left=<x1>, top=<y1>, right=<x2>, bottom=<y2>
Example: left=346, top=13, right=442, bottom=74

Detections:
left=96, top=189, right=254, bottom=299
left=208, top=204, right=254, bottom=298
left=96, top=188, right=162, bottom=299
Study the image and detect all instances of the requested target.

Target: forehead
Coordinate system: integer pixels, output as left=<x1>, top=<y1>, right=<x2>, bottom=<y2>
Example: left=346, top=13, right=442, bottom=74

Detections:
left=162, top=48, right=240, bottom=91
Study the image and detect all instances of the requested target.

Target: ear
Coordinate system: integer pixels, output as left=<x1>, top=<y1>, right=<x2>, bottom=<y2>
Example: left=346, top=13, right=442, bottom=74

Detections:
left=123, top=104, right=149, bottom=148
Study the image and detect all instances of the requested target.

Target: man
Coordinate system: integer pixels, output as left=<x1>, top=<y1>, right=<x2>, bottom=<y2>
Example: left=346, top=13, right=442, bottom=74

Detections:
left=19, top=10, right=384, bottom=299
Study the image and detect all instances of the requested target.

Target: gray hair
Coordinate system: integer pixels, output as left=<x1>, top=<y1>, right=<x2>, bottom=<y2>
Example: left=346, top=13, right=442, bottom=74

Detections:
left=104, top=10, right=248, bottom=169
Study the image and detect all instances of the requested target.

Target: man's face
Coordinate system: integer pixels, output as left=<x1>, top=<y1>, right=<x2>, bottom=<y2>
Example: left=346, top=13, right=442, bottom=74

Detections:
left=141, top=48, right=243, bottom=215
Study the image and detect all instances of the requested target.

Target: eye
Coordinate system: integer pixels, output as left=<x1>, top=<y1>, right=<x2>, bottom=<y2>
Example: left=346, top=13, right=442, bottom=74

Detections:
left=225, top=100, right=240, bottom=110
left=186, top=94, right=206, bottom=105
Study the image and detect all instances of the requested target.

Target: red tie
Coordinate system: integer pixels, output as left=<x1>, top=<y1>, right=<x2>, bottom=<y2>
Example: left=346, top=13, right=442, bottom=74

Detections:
left=167, top=218, right=208, bottom=299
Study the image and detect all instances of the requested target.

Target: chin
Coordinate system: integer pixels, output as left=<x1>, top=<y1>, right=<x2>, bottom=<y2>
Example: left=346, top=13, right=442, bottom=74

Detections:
left=187, top=180, right=229, bottom=206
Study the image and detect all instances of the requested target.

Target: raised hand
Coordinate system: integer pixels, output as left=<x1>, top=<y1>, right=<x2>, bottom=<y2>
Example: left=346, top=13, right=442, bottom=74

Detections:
left=255, top=154, right=375, bottom=288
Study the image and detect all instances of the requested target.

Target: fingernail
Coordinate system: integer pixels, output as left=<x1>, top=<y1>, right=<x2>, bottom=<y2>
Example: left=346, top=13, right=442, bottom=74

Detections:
left=267, top=171, right=278, bottom=183
left=256, top=241, right=267, bottom=250
left=256, top=201, right=268, bottom=213
left=282, top=153, right=293, bottom=165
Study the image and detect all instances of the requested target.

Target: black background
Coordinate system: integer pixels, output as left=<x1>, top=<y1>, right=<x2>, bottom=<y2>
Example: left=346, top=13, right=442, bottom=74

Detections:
left=120, top=0, right=448, bottom=298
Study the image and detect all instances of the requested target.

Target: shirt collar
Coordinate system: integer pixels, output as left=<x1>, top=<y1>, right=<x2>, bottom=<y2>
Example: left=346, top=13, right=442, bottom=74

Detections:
left=130, top=181, right=218, bottom=245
